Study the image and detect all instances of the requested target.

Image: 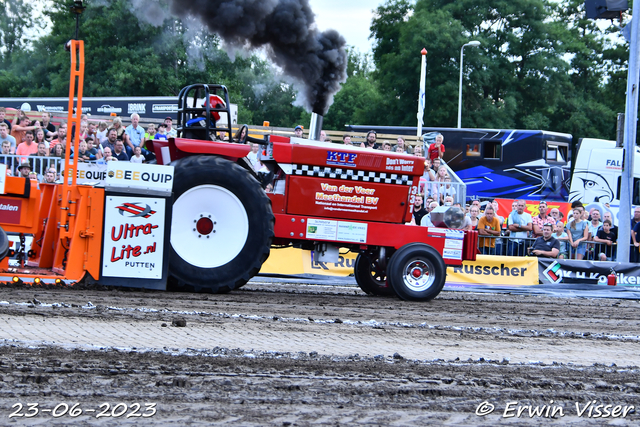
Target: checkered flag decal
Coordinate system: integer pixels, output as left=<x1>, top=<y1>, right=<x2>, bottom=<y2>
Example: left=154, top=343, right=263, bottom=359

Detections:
left=292, top=164, right=411, bottom=185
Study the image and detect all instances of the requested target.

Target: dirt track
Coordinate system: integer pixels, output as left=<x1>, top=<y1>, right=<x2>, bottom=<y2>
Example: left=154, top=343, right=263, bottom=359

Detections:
left=1, top=281, right=639, bottom=425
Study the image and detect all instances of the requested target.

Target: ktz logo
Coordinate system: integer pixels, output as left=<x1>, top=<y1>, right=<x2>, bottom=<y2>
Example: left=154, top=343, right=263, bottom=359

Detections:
left=116, top=202, right=156, bottom=218
left=543, top=261, right=563, bottom=284
left=326, top=151, right=357, bottom=167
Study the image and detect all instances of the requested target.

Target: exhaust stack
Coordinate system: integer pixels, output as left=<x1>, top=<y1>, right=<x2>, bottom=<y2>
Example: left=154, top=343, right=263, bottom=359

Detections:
left=308, top=112, right=323, bottom=141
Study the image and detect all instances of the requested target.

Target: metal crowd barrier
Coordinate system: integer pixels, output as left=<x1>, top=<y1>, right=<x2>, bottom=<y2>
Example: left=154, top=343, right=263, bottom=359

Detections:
left=1, top=154, right=64, bottom=180
left=476, top=234, right=630, bottom=261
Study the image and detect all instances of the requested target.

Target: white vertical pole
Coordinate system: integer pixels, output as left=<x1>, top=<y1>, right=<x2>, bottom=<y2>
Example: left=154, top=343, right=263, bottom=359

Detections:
left=457, top=45, right=465, bottom=129
left=619, top=11, right=640, bottom=263
left=417, top=48, right=427, bottom=138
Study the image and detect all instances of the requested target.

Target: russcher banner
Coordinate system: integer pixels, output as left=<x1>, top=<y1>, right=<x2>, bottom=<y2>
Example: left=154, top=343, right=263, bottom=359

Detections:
left=261, top=250, right=539, bottom=285
left=261, top=248, right=357, bottom=276
left=538, top=258, right=640, bottom=285
left=446, top=255, right=539, bottom=285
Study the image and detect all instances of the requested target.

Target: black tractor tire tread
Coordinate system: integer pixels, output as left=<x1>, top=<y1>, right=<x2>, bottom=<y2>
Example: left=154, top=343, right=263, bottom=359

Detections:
left=0, top=226, right=8, bottom=262
left=168, top=155, right=274, bottom=293
left=387, top=243, right=446, bottom=302
left=354, top=253, right=396, bottom=297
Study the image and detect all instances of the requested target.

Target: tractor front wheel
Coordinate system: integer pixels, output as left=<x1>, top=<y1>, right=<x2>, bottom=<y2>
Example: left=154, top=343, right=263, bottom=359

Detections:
left=386, top=243, right=446, bottom=301
left=169, top=155, right=274, bottom=293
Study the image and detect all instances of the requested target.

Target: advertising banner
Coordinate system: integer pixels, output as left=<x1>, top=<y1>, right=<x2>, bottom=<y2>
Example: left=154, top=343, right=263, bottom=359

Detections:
left=446, top=255, right=539, bottom=285
left=66, top=162, right=107, bottom=185
left=494, top=198, right=572, bottom=224
left=106, top=162, right=174, bottom=193
left=0, top=196, right=21, bottom=225
left=102, top=196, right=166, bottom=279
left=261, top=250, right=540, bottom=285
left=538, top=258, right=640, bottom=286
left=286, top=176, right=408, bottom=223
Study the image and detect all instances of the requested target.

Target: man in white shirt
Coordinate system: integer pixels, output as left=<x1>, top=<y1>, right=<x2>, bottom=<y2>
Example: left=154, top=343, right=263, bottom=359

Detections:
left=507, top=199, right=533, bottom=256
left=124, top=113, right=146, bottom=158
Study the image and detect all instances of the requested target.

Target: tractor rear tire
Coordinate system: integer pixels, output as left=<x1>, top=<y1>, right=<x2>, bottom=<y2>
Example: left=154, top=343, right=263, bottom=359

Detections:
left=387, top=243, right=446, bottom=302
left=169, top=155, right=274, bottom=293
left=354, top=253, right=396, bottom=297
left=0, top=226, right=8, bottom=262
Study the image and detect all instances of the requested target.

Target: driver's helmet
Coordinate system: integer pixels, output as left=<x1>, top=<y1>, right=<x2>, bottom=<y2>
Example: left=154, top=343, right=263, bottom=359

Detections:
left=205, top=94, right=226, bottom=121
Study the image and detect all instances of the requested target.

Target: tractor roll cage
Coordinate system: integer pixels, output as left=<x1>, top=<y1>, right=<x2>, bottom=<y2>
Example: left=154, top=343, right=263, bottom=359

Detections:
left=177, top=84, right=233, bottom=142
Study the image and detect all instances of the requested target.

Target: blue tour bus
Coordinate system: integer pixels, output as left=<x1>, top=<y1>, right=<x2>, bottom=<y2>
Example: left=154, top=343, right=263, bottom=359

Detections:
left=346, top=126, right=572, bottom=202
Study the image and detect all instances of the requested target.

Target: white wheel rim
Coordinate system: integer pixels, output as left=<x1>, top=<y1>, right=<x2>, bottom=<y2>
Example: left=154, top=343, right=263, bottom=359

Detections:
left=402, top=259, right=436, bottom=292
left=171, top=185, right=249, bottom=268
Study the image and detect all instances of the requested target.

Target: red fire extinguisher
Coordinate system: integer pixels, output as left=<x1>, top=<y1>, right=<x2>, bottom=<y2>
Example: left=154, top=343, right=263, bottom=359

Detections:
left=607, top=268, right=617, bottom=286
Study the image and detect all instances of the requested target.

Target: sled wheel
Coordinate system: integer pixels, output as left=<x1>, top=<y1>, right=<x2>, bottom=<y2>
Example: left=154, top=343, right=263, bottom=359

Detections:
left=0, top=226, right=8, bottom=262
left=387, top=243, right=446, bottom=301
left=169, top=155, right=274, bottom=293
left=354, top=253, right=396, bottom=297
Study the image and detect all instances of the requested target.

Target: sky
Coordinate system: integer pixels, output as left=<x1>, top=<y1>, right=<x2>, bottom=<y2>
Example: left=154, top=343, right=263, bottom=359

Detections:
left=31, top=0, right=382, bottom=54
left=309, top=0, right=383, bottom=54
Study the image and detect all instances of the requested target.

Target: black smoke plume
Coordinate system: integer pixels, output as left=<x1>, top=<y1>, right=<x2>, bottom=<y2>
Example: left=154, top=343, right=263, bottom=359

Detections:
left=168, top=0, right=347, bottom=115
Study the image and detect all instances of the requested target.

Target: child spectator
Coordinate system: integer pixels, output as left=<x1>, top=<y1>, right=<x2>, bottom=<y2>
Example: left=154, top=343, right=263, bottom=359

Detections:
left=74, top=140, right=92, bottom=162
left=442, top=176, right=456, bottom=202
left=144, top=124, right=157, bottom=146
left=553, top=221, right=570, bottom=259
left=467, top=205, right=480, bottom=231
left=428, top=133, right=445, bottom=161
left=586, top=208, right=603, bottom=260
left=96, top=121, right=108, bottom=144
left=130, top=145, right=145, bottom=163
left=155, top=124, right=168, bottom=140
left=395, top=136, right=409, bottom=154
left=594, top=219, right=617, bottom=261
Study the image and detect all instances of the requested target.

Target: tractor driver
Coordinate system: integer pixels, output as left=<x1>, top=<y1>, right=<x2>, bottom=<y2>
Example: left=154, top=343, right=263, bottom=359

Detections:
left=185, top=94, right=228, bottom=142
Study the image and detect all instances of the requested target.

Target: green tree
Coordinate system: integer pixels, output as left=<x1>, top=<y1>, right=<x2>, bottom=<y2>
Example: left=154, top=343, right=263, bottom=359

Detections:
left=369, top=0, right=623, bottom=139
left=322, top=48, right=385, bottom=130
left=0, top=0, right=34, bottom=65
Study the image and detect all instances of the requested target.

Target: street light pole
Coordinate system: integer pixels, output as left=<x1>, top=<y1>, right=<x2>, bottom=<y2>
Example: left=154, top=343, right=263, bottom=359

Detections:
left=457, top=40, right=481, bottom=129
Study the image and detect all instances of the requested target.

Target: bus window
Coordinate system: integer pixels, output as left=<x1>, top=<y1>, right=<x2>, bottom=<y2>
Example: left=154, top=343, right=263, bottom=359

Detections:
left=465, top=143, right=482, bottom=157
left=482, top=140, right=501, bottom=160
left=616, top=176, right=640, bottom=205
left=546, top=142, right=568, bottom=163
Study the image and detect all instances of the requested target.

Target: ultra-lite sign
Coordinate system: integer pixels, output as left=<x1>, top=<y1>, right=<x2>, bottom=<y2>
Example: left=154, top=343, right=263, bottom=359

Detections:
left=102, top=196, right=166, bottom=279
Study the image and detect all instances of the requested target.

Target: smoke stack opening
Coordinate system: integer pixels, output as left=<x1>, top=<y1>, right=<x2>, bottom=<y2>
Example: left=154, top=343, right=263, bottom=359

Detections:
left=309, top=112, right=323, bottom=141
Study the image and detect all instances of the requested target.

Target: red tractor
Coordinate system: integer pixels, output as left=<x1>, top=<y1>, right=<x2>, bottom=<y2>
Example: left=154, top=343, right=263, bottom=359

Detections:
left=148, top=83, right=477, bottom=301
left=0, top=42, right=477, bottom=302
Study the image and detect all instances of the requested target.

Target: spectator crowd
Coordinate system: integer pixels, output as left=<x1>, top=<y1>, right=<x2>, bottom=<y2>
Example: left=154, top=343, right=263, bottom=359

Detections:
left=410, top=194, right=637, bottom=262
left=0, top=108, right=173, bottom=182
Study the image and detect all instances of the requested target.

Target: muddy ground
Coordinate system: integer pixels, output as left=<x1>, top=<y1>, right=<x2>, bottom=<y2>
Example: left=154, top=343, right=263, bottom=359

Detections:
left=0, top=281, right=639, bottom=426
